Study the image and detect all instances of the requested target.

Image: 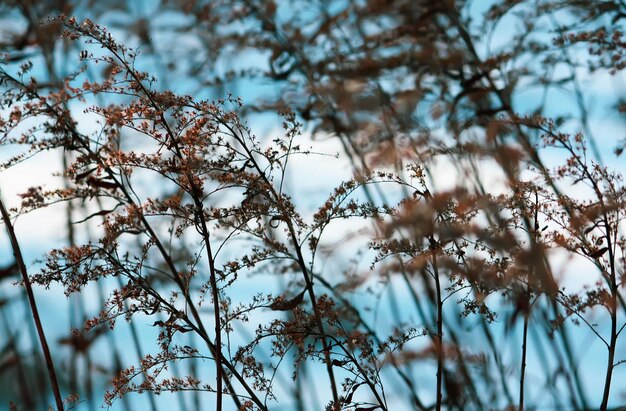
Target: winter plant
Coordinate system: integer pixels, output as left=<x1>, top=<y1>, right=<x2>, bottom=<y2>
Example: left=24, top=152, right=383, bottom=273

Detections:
left=1, top=2, right=626, bottom=411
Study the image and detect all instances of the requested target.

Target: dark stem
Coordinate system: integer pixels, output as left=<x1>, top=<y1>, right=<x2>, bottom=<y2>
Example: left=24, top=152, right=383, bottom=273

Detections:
left=115, top=276, right=160, bottom=411
left=600, top=277, right=618, bottom=410
left=108, top=48, right=226, bottom=410
left=216, top=118, right=341, bottom=407
left=0, top=196, right=65, bottom=411
left=329, top=334, right=387, bottom=410
left=520, top=195, right=539, bottom=411
left=519, top=288, right=530, bottom=411
left=106, top=254, right=265, bottom=410
left=193, top=205, right=224, bottom=411
left=1, top=53, right=260, bottom=411
left=313, top=272, right=426, bottom=410
left=433, top=253, right=443, bottom=411
left=599, top=212, right=617, bottom=411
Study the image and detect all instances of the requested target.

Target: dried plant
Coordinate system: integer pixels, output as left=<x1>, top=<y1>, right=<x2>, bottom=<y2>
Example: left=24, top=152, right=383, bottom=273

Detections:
left=1, top=1, right=626, bottom=411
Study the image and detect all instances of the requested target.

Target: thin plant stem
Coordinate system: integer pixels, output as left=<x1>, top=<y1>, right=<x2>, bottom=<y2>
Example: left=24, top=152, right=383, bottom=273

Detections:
left=600, top=272, right=618, bottom=411
left=215, top=117, right=341, bottom=407
left=115, top=276, right=160, bottom=411
left=0, top=195, right=65, bottom=411
left=519, top=289, right=530, bottom=411
left=432, top=253, right=443, bottom=411
left=95, top=280, right=132, bottom=411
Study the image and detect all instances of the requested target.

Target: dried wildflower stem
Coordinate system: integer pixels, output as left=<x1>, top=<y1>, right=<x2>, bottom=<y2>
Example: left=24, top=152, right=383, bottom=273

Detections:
left=432, top=253, right=443, bottom=411
left=545, top=129, right=620, bottom=410
left=519, top=204, right=539, bottom=411
left=290, top=228, right=341, bottom=406
left=459, top=174, right=523, bottom=406
left=115, top=277, right=160, bottom=411
left=601, top=242, right=618, bottom=411
left=0, top=196, right=65, bottom=411
left=90, top=196, right=159, bottom=411
left=94, top=283, right=133, bottom=411
left=192, top=205, right=224, bottom=410
left=519, top=289, right=530, bottom=411
left=547, top=302, right=586, bottom=408
left=106, top=253, right=265, bottom=409
left=102, top=45, right=228, bottom=409
left=579, top=158, right=617, bottom=411
left=451, top=23, right=593, bottom=405
left=110, top=181, right=245, bottom=408
left=219, top=118, right=341, bottom=407
left=312, top=272, right=426, bottom=409
left=10, top=59, right=251, bottom=406
left=409, top=247, right=483, bottom=408
left=96, top=141, right=246, bottom=408
left=330, top=335, right=387, bottom=410
left=46, top=29, right=232, bottom=406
